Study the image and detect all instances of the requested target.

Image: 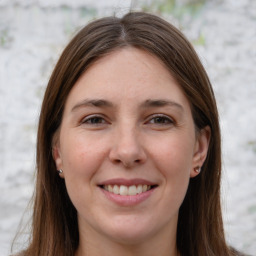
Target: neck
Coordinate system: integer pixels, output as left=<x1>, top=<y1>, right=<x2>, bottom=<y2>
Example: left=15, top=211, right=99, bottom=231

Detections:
left=76, top=242, right=179, bottom=256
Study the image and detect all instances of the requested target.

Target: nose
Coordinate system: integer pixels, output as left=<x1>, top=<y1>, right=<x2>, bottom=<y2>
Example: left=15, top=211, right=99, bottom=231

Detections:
left=109, top=126, right=147, bottom=168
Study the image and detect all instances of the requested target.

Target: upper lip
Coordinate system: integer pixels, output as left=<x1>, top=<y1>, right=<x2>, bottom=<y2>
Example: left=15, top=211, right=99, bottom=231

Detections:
left=98, top=178, right=157, bottom=186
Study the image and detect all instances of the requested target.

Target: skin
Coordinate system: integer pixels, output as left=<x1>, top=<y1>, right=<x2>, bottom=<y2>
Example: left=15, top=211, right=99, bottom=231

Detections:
left=53, top=47, right=210, bottom=256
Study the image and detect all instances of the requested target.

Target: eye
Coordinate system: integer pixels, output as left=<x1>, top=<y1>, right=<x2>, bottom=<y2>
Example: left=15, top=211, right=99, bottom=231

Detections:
left=81, top=115, right=108, bottom=125
left=147, top=114, right=174, bottom=125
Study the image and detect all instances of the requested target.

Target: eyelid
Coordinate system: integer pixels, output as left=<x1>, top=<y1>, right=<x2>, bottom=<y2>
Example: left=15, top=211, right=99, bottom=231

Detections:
left=80, top=114, right=109, bottom=125
left=145, top=114, right=175, bottom=125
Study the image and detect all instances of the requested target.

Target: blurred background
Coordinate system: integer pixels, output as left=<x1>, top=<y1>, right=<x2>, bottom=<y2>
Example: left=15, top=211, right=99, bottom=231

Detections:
left=0, top=0, right=255, bottom=255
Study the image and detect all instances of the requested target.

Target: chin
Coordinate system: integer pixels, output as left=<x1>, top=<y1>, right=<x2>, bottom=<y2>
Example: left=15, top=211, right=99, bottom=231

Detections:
left=109, top=229, right=152, bottom=245
left=102, top=218, right=158, bottom=245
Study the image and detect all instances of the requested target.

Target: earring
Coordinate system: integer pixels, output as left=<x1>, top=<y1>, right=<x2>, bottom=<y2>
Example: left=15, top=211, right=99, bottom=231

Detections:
left=195, top=167, right=201, bottom=173
left=57, top=169, right=63, bottom=174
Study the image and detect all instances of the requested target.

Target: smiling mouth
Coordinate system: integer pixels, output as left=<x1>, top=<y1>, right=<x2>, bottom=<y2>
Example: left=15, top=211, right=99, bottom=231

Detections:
left=100, top=184, right=157, bottom=196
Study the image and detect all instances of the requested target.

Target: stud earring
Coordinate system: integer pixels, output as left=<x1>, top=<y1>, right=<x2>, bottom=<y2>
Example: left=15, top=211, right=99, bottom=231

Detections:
left=195, top=167, right=201, bottom=173
left=57, top=169, right=63, bottom=174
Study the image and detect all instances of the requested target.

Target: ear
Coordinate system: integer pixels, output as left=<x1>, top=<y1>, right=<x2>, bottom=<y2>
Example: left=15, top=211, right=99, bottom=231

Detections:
left=52, top=138, right=64, bottom=178
left=190, top=126, right=211, bottom=178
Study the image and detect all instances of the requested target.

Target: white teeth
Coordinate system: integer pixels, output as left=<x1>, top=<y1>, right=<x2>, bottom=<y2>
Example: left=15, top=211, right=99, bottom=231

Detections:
left=142, top=184, right=148, bottom=192
left=119, top=185, right=128, bottom=196
left=128, top=185, right=137, bottom=196
left=103, top=184, right=152, bottom=195
left=137, top=184, right=143, bottom=194
left=108, top=185, right=113, bottom=193
left=113, top=185, right=119, bottom=195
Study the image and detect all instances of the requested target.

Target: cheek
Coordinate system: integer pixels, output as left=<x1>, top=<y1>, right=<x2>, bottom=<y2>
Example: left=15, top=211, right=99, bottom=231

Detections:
left=60, top=132, right=107, bottom=181
left=60, top=134, right=105, bottom=211
left=153, top=136, right=194, bottom=173
left=150, top=134, right=194, bottom=199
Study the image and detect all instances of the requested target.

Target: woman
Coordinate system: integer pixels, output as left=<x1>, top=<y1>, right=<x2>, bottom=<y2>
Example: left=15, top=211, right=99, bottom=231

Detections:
left=14, top=12, right=244, bottom=256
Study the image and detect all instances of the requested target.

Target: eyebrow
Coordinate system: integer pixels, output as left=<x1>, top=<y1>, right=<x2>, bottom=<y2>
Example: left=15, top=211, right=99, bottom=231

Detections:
left=140, top=99, right=184, bottom=111
left=71, top=98, right=184, bottom=112
left=71, top=99, right=114, bottom=112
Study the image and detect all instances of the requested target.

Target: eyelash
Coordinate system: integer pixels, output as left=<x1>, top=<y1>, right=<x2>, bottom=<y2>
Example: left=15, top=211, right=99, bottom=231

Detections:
left=146, top=114, right=174, bottom=125
left=81, top=115, right=107, bottom=125
left=80, top=114, right=175, bottom=127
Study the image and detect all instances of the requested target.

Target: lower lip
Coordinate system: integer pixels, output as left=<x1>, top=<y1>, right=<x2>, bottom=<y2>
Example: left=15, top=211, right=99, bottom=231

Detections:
left=100, top=187, right=156, bottom=206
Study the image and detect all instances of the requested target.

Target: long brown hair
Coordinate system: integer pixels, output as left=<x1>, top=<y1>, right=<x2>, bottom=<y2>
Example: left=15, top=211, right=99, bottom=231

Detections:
left=15, top=12, right=239, bottom=256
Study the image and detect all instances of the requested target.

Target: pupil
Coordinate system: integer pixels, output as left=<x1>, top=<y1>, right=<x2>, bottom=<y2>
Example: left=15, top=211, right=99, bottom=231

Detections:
left=156, top=117, right=165, bottom=123
left=92, top=117, right=101, bottom=123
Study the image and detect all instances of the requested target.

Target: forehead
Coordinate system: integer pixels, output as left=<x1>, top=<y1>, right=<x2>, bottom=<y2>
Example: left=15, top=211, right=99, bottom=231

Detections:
left=64, top=47, right=191, bottom=112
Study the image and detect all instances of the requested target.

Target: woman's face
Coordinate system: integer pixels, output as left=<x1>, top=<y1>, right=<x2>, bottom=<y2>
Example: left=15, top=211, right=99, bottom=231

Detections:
left=53, top=48, right=209, bottom=246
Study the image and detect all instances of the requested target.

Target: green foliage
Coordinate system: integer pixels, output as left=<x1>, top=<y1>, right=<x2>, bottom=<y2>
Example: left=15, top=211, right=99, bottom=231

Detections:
left=247, top=140, right=256, bottom=153
left=192, top=31, right=206, bottom=46
left=139, top=0, right=206, bottom=20
left=79, top=7, right=97, bottom=18
left=0, top=28, right=12, bottom=48
left=60, top=4, right=72, bottom=12
left=62, top=6, right=97, bottom=37
left=158, top=0, right=176, bottom=13
left=248, top=205, right=256, bottom=214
